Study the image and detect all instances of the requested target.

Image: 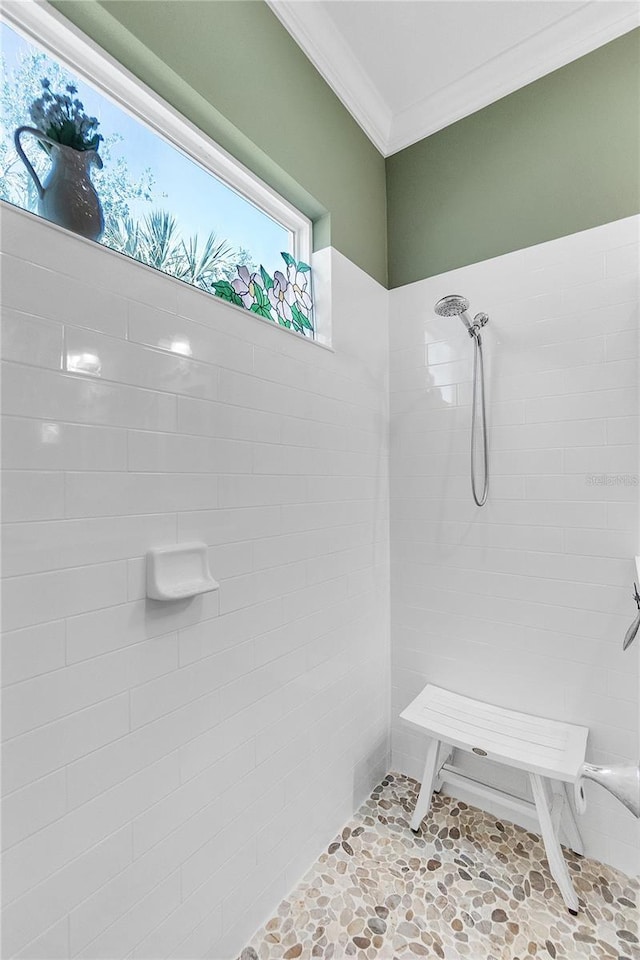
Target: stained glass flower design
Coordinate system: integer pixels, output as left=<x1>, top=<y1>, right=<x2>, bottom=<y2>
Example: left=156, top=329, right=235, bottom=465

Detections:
left=29, top=79, right=103, bottom=153
left=213, top=252, right=314, bottom=337
left=268, top=270, right=295, bottom=325
left=286, top=262, right=313, bottom=318
left=231, top=265, right=264, bottom=309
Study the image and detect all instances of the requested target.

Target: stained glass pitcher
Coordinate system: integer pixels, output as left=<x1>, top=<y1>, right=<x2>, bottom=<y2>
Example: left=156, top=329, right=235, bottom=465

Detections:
left=14, top=125, right=104, bottom=241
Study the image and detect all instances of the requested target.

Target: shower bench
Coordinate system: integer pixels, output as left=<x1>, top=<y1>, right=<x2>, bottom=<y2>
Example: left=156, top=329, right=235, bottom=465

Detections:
left=400, top=684, right=589, bottom=914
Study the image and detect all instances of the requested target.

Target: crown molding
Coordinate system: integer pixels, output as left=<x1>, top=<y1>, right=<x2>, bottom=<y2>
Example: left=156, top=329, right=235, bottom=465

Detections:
left=266, top=0, right=392, bottom=154
left=387, top=2, right=640, bottom=154
left=268, top=1, right=640, bottom=158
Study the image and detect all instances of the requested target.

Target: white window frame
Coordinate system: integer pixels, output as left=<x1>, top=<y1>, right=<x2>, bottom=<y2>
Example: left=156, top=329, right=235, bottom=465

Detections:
left=1, top=0, right=313, bottom=267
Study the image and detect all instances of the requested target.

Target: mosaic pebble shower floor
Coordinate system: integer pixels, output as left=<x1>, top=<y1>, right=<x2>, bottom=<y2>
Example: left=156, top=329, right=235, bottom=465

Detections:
left=240, top=773, right=639, bottom=960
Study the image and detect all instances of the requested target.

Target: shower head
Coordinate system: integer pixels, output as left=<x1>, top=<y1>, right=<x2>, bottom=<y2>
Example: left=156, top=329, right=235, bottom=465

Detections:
left=434, top=294, right=473, bottom=332
left=434, top=294, right=470, bottom=317
left=434, top=293, right=490, bottom=344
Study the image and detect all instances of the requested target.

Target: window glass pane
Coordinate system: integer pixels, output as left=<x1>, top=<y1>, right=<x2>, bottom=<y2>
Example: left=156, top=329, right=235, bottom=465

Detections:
left=0, top=21, right=314, bottom=338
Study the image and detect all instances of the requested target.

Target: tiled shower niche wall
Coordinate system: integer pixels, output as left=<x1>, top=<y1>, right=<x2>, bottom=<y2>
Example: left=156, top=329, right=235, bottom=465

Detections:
left=389, top=215, right=640, bottom=877
left=0, top=202, right=390, bottom=960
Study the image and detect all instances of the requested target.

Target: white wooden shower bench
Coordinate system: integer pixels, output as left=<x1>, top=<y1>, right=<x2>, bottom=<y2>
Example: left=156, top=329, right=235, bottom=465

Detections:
left=400, top=684, right=589, bottom=914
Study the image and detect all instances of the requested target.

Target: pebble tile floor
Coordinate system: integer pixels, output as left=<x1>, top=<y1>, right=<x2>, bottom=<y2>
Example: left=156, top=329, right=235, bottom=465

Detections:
left=240, top=773, right=639, bottom=960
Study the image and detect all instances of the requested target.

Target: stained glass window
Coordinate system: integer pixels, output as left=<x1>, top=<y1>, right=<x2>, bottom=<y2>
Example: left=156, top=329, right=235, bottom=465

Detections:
left=0, top=15, right=315, bottom=338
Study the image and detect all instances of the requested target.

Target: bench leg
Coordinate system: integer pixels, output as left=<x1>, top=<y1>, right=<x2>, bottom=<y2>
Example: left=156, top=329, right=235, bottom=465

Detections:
left=550, top=779, right=564, bottom=835
left=561, top=781, right=585, bottom=857
left=529, top=773, right=579, bottom=915
left=411, top=737, right=441, bottom=832
left=434, top=746, right=453, bottom=793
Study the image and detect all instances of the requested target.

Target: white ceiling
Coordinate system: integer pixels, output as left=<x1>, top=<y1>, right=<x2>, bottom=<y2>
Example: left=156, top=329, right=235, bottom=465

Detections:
left=267, top=1, right=640, bottom=156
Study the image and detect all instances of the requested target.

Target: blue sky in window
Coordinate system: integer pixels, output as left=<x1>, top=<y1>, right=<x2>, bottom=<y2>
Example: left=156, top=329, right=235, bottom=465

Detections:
left=0, top=21, right=290, bottom=272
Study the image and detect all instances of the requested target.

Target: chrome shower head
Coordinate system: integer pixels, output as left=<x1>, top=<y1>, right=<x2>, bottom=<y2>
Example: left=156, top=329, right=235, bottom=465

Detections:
left=434, top=294, right=470, bottom=318
left=434, top=294, right=489, bottom=341
left=434, top=293, right=474, bottom=332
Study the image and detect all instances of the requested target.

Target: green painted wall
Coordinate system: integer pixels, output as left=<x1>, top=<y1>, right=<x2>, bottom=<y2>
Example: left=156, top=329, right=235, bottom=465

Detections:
left=47, top=5, right=640, bottom=290
left=386, top=29, right=640, bottom=288
left=53, top=0, right=388, bottom=286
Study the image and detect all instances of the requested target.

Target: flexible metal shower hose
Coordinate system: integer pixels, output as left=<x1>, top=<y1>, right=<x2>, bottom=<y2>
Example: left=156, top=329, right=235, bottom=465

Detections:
left=471, top=332, right=489, bottom=506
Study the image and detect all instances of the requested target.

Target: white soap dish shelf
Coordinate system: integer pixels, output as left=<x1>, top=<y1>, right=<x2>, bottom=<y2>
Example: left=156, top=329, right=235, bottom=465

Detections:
left=146, top=542, right=219, bottom=601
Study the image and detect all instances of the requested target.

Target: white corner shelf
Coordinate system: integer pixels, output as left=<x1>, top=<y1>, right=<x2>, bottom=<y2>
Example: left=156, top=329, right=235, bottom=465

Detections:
left=146, top=542, right=219, bottom=601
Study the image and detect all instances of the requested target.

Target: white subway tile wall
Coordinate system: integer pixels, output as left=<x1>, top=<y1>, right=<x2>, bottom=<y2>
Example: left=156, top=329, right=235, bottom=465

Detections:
left=389, top=215, right=640, bottom=877
left=0, top=204, right=390, bottom=959
left=2, top=202, right=639, bottom=957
